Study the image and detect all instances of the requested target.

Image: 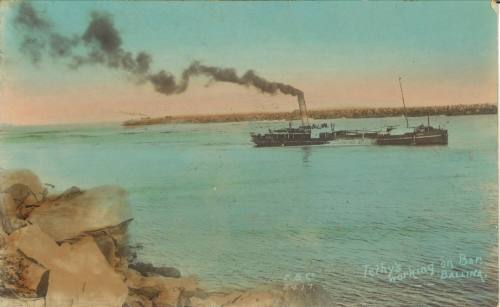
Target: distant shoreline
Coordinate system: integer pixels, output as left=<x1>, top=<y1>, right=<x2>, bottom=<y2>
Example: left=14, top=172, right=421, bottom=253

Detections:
left=122, top=103, right=497, bottom=127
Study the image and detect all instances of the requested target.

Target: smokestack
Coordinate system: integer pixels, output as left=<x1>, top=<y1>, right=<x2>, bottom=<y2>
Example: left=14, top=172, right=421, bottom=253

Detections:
left=298, top=93, right=309, bottom=127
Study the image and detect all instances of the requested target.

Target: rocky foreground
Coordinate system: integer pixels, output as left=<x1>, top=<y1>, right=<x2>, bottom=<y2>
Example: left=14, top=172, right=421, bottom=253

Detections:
left=0, top=169, right=332, bottom=307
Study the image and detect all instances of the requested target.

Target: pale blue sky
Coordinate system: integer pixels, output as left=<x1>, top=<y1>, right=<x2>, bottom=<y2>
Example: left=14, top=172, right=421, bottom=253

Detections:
left=1, top=1, right=497, bottom=124
left=6, top=1, right=496, bottom=75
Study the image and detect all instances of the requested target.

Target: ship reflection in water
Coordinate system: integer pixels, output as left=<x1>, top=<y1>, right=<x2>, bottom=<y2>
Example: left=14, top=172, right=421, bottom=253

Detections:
left=301, top=146, right=312, bottom=164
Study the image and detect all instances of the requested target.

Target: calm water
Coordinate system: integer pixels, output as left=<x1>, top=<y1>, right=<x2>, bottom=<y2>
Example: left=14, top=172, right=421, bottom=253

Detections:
left=0, top=115, right=497, bottom=306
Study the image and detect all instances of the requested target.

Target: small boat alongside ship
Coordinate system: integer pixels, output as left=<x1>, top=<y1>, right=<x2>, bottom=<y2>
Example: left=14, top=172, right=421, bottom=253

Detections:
left=376, top=123, right=448, bottom=146
left=250, top=77, right=448, bottom=147
left=375, top=77, right=448, bottom=146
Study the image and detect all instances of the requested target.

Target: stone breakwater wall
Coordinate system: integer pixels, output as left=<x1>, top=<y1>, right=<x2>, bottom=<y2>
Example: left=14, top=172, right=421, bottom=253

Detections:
left=123, top=104, right=497, bottom=126
left=0, top=169, right=332, bottom=307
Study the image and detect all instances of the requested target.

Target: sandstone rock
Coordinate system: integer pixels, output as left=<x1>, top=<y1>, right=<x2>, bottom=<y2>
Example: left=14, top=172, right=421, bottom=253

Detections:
left=4, top=184, right=33, bottom=206
left=0, top=239, right=47, bottom=299
left=0, top=170, right=45, bottom=202
left=176, top=294, right=193, bottom=307
left=123, top=292, right=153, bottom=307
left=0, top=249, right=26, bottom=297
left=45, top=269, right=84, bottom=307
left=0, top=193, right=26, bottom=234
left=55, top=186, right=83, bottom=201
left=126, top=269, right=197, bottom=293
left=129, top=262, right=181, bottom=278
left=94, top=233, right=117, bottom=265
left=0, top=170, right=48, bottom=226
left=122, top=243, right=143, bottom=264
left=152, top=287, right=181, bottom=306
left=52, top=238, right=128, bottom=306
left=189, top=297, right=211, bottom=307
left=35, top=271, right=49, bottom=297
left=183, top=289, right=209, bottom=300
left=8, top=224, right=61, bottom=268
left=130, top=286, right=160, bottom=300
left=9, top=225, right=128, bottom=307
left=19, top=258, right=47, bottom=293
left=0, top=297, right=45, bottom=307
left=83, top=219, right=132, bottom=274
left=1, top=184, right=41, bottom=219
left=125, top=268, right=198, bottom=306
left=0, top=225, right=7, bottom=243
left=27, top=186, right=132, bottom=242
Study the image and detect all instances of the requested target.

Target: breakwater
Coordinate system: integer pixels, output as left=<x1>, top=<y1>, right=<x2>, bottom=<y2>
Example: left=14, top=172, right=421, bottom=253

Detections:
left=123, top=104, right=496, bottom=126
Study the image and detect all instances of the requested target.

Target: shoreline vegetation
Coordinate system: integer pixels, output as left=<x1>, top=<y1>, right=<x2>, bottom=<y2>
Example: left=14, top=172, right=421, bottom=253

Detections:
left=0, top=169, right=332, bottom=307
left=123, top=104, right=497, bottom=127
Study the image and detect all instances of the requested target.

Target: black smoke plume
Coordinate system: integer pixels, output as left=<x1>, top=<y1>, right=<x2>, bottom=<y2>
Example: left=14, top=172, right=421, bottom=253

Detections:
left=148, top=62, right=304, bottom=98
left=15, top=2, right=50, bottom=30
left=14, top=3, right=304, bottom=101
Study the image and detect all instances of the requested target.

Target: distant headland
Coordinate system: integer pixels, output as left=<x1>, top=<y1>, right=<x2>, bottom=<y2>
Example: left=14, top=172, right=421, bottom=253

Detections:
left=123, top=103, right=497, bottom=127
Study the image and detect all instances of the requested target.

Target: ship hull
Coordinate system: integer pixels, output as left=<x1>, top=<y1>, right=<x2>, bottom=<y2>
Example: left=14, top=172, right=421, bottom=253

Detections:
left=376, top=133, right=448, bottom=146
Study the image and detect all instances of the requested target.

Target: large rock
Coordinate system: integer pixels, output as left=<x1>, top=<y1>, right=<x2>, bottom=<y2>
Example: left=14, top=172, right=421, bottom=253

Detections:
left=0, top=248, right=41, bottom=298
left=0, top=193, right=27, bottom=234
left=152, top=288, right=180, bottom=306
left=0, top=170, right=46, bottom=207
left=123, top=293, right=153, bottom=307
left=27, top=186, right=132, bottom=242
left=19, top=258, right=47, bottom=294
left=54, top=186, right=83, bottom=201
left=125, top=268, right=198, bottom=306
left=0, top=169, right=47, bottom=234
left=8, top=225, right=128, bottom=307
left=0, top=297, right=45, bottom=307
left=126, top=269, right=197, bottom=293
left=129, top=262, right=181, bottom=278
left=74, top=220, right=132, bottom=273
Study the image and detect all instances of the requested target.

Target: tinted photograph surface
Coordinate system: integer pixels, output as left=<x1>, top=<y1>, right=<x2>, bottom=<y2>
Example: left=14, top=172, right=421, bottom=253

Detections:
left=0, top=1, right=498, bottom=306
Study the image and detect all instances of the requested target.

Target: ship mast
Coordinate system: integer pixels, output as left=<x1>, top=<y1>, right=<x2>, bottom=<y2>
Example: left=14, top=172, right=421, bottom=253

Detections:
left=398, top=76, right=409, bottom=128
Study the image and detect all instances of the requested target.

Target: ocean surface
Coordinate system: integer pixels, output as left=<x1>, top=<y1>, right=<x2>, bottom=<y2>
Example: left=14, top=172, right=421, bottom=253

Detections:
left=0, top=115, right=497, bottom=306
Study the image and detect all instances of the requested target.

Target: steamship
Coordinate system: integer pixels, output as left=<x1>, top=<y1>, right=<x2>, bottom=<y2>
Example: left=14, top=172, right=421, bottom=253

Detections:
left=250, top=93, right=379, bottom=147
left=250, top=123, right=379, bottom=147
left=251, top=94, right=327, bottom=147
left=250, top=77, right=447, bottom=147
left=251, top=94, right=337, bottom=146
left=251, top=124, right=330, bottom=147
